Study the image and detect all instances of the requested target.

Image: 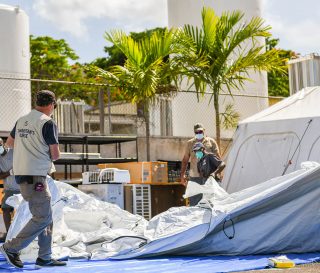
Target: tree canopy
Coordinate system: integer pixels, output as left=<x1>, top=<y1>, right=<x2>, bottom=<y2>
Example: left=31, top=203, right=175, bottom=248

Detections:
left=90, top=28, right=166, bottom=70
left=176, top=7, right=287, bottom=147
left=30, top=35, right=99, bottom=104
left=266, top=37, right=298, bottom=97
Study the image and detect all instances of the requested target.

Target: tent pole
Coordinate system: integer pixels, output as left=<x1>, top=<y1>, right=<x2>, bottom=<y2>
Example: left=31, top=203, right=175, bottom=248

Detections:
left=282, top=119, right=313, bottom=176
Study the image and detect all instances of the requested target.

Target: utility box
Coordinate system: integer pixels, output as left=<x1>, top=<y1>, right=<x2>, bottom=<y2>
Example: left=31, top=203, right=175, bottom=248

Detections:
left=98, top=162, right=168, bottom=184
left=78, top=184, right=124, bottom=209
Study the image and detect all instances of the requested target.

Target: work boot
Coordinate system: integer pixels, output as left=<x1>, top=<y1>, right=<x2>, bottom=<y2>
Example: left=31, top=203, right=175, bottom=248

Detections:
left=35, top=257, right=67, bottom=268
left=0, top=244, right=24, bottom=268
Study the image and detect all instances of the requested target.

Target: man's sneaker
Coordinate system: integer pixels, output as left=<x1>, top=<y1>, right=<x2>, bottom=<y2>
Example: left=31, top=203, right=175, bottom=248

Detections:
left=35, top=257, right=67, bottom=268
left=0, top=244, right=24, bottom=268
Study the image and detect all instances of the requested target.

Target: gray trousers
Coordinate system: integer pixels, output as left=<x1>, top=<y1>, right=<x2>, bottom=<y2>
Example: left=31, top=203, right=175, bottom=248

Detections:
left=4, top=176, right=53, bottom=260
left=189, top=177, right=206, bottom=206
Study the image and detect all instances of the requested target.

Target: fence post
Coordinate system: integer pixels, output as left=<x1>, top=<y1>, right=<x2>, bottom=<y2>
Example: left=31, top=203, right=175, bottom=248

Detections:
left=99, top=88, right=105, bottom=135
left=107, top=87, right=112, bottom=134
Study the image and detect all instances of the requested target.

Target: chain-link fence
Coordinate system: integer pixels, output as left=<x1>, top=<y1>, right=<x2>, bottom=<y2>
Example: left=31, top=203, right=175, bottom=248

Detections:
left=0, top=76, right=284, bottom=139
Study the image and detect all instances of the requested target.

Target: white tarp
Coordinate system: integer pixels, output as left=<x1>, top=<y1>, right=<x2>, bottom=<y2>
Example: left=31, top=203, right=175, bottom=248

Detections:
left=6, top=177, right=148, bottom=260
left=222, top=86, right=320, bottom=193
left=7, top=162, right=320, bottom=259
left=113, top=161, right=320, bottom=259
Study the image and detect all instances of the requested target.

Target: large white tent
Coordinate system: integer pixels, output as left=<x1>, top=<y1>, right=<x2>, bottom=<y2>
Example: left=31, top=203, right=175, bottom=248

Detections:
left=222, top=86, right=320, bottom=193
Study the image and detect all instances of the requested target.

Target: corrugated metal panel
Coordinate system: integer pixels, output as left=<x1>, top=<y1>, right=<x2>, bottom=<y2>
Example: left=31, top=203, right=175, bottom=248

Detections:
left=54, top=100, right=85, bottom=134
left=288, top=54, right=320, bottom=95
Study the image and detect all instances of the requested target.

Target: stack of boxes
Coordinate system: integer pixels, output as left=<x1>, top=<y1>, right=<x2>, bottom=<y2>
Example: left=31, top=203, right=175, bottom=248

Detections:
left=97, top=161, right=168, bottom=184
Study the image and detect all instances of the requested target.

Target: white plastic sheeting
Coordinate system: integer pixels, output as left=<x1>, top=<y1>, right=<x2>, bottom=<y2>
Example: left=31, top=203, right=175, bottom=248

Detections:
left=6, top=178, right=148, bottom=260
left=6, top=162, right=320, bottom=259
left=113, top=162, right=320, bottom=259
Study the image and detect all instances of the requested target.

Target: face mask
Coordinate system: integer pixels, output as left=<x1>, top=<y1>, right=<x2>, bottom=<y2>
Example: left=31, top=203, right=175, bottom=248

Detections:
left=195, top=151, right=203, bottom=159
left=195, top=133, right=204, bottom=140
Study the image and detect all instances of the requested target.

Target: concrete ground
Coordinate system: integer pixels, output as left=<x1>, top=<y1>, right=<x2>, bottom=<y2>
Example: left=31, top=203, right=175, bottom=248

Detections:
left=233, top=262, right=320, bottom=273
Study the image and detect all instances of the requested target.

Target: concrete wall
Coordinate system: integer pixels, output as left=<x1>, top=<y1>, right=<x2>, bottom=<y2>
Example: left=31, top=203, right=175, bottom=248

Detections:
left=137, top=136, right=231, bottom=161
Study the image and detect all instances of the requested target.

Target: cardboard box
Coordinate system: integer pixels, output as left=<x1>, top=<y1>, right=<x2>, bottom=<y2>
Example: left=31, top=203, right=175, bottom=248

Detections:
left=98, top=162, right=168, bottom=184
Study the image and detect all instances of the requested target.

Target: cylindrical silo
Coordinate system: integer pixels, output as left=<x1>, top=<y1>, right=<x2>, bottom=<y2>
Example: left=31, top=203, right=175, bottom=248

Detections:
left=167, top=0, right=268, bottom=138
left=0, top=4, right=31, bottom=133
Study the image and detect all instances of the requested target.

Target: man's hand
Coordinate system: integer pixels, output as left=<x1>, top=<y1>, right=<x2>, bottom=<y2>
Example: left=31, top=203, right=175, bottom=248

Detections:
left=180, top=175, right=188, bottom=187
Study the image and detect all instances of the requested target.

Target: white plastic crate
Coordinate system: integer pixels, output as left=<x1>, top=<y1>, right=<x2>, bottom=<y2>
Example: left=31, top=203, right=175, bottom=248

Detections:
left=82, top=168, right=130, bottom=184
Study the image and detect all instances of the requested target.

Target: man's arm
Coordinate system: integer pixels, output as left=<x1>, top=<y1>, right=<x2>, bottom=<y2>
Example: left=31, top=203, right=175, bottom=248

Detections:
left=49, top=144, right=60, bottom=161
left=6, top=124, right=16, bottom=148
left=0, top=171, right=10, bottom=180
left=180, top=154, right=190, bottom=186
left=210, top=162, right=226, bottom=180
left=210, top=138, right=221, bottom=158
left=42, top=120, right=60, bottom=161
left=5, top=135, right=14, bottom=148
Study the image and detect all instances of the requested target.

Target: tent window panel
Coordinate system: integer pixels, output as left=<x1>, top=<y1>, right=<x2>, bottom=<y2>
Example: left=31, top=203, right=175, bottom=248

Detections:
left=308, top=136, right=320, bottom=162
left=230, top=133, right=299, bottom=191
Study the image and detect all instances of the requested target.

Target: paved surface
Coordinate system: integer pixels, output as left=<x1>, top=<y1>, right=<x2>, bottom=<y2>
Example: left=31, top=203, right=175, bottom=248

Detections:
left=233, top=262, right=320, bottom=273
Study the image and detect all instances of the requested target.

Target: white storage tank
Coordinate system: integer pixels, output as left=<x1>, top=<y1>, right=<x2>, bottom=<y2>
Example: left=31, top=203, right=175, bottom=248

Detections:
left=0, top=4, right=31, bottom=133
left=167, top=0, right=268, bottom=138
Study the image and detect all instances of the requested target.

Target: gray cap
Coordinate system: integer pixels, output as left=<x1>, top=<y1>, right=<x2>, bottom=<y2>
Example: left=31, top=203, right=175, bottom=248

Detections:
left=192, top=142, right=204, bottom=151
left=194, top=123, right=204, bottom=132
left=36, top=90, right=56, bottom=107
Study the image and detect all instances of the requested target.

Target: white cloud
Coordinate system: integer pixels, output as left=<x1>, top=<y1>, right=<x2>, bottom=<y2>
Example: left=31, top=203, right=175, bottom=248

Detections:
left=262, top=0, right=320, bottom=54
left=33, top=0, right=168, bottom=38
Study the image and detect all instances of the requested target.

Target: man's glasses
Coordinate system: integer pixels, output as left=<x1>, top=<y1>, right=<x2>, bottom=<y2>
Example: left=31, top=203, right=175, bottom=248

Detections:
left=195, top=130, right=204, bottom=134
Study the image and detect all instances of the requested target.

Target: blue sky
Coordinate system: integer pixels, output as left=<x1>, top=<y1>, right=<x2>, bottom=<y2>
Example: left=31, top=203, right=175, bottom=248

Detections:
left=1, top=0, right=320, bottom=63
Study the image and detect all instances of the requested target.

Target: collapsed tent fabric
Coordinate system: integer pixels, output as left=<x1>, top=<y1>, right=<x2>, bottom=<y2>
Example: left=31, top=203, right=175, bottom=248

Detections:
left=6, top=162, right=320, bottom=259
left=222, top=86, right=320, bottom=193
left=113, top=162, right=320, bottom=259
left=6, top=177, right=148, bottom=260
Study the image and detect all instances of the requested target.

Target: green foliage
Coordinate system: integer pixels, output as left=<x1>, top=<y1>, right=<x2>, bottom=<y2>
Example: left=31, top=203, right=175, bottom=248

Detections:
left=176, top=7, right=287, bottom=147
left=30, top=35, right=78, bottom=79
left=90, top=28, right=167, bottom=70
left=30, top=35, right=99, bottom=105
left=91, top=28, right=182, bottom=159
left=220, top=103, right=240, bottom=129
left=266, top=37, right=298, bottom=97
left=93, top=28, right=180, bottom=103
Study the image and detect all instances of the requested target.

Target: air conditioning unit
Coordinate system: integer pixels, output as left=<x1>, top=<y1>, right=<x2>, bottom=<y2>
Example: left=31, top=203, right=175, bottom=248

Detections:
left=124, top=184, right=151, bottom=220
left=82, top=168, right=130, bottom=184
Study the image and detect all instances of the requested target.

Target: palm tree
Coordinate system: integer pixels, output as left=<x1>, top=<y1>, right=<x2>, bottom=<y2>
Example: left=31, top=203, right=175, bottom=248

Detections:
left=94, top=28, right=180, bottom=160
left=176, top=7, right=286, bottom=148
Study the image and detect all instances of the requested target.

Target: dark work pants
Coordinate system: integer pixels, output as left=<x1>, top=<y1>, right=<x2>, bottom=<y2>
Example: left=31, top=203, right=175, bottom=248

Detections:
left=188, top=176, right=206, bottom=206
left=4, top=176, right=53, bottom=260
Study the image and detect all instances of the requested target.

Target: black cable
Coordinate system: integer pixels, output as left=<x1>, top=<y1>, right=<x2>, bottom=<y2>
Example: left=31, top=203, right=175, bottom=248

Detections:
left=222, top=217, right=235, bottom=240
left=100, top=235, right=148, bottom=247
left=282, top=119, right=313, bottom=176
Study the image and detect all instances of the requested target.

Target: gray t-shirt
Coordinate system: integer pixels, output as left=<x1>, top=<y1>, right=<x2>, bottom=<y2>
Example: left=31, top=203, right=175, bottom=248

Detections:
left=0, top=149, right=19, bottom=191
